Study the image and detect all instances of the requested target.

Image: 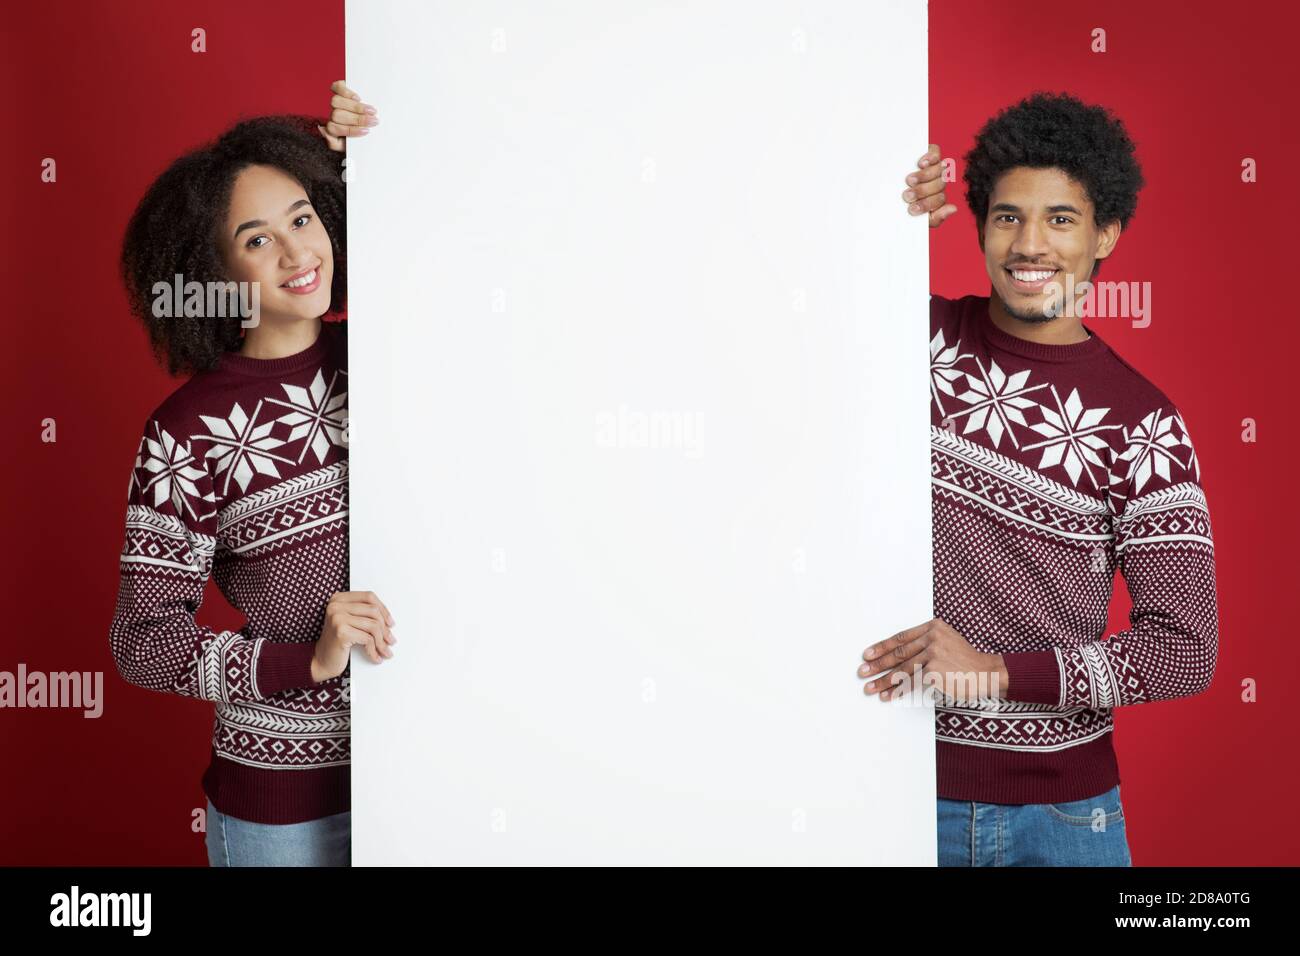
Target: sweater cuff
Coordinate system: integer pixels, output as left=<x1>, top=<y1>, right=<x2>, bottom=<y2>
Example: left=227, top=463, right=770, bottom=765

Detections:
left=255, top=641, right=319, bottom=698
left=1001, top=651, right=1062, bottom=705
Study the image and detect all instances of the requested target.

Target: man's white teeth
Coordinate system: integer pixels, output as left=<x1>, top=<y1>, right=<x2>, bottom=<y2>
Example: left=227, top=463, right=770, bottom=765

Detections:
left=284, top=269, right=317, bottom=288
left=1011, top=269, right=1056, bottom=282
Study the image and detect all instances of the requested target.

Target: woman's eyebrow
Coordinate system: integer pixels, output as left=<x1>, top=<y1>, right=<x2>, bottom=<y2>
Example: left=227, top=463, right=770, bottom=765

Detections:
left=233, top=198, right=313, bottom=240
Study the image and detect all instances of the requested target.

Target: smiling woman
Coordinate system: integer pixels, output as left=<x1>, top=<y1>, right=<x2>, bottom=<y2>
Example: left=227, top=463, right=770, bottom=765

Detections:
left=120, top=113, right=349, bottom=375
left=110, top=84, right=395, bottom=869
left=221, top=163, right=336, bottom=358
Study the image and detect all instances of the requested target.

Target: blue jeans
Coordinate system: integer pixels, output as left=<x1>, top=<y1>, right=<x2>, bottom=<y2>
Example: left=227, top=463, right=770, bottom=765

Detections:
left=205, top=798, right=351, bottom=867
left=937, top=783, right=1131, bottom=866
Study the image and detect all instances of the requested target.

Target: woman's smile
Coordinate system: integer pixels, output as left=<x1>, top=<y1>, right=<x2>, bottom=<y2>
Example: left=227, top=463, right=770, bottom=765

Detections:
left=281, top=264, right=323, bottom=294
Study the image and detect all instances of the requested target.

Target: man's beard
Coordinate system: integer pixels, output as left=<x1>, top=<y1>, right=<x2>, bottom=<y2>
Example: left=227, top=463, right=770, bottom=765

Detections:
left=1001, top=288, right=1064, bottom=325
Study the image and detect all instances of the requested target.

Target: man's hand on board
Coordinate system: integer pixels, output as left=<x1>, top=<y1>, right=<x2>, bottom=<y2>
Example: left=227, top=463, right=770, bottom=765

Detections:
left=859, top=618, right=1008, bottom=704
left=904, top=144, right=958, bottom=228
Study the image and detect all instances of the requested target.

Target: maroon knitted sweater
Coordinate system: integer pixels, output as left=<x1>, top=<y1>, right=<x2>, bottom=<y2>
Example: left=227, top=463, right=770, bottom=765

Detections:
left=106, top=300, right=1219, bottom=817
left=110, top=320, right=350, bottom=824
left=930, top=294, right=1219, bottom=803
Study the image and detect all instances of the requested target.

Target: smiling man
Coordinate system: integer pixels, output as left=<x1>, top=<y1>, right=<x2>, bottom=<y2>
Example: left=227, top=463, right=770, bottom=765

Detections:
left=865, top=92, right=1220, bottom=866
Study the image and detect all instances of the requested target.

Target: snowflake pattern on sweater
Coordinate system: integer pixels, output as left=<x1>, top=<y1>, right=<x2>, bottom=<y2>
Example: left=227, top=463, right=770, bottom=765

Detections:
left=108, top=304, right=1218, bottom=813
left=110, top=321, right=351, bottom=824
left=928, top=294, right=1218, bottom=803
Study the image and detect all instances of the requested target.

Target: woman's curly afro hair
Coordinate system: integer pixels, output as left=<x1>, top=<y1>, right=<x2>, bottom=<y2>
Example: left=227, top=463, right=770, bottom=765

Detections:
left=120, top=114, right=346, bottom=376
left=962, top=91, right=1145, bottom=276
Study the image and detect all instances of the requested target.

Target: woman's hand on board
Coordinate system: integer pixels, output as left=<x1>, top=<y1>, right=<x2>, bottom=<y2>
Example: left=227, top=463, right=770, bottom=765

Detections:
left=318, top=80, right=379, bottom=153
left=311, top=590, right=398, bottom=683
left=903, top=144, right=958, bottom=228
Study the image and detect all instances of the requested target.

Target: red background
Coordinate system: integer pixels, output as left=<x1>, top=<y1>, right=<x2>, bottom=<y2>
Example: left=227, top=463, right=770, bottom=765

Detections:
left=1, top=0, right=1294, bottom=864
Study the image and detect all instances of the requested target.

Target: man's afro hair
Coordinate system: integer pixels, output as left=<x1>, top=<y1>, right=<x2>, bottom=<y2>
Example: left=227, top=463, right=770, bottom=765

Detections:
left=962, top=91, right=1145, bottom=271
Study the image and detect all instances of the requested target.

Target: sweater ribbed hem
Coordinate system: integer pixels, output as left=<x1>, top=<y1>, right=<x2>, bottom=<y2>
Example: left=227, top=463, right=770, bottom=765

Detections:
left=201, top=748, right=350, bottom=824
left=936, top=732, right=1120, bottom=804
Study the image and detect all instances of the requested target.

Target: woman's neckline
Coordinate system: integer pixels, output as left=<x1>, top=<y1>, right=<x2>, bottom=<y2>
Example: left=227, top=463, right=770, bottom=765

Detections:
left=220, top=321, right=334, bottom=377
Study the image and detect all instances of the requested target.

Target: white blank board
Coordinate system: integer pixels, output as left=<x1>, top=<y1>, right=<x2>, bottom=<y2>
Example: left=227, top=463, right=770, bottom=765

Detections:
left=346, top=0, right=933, bottom=865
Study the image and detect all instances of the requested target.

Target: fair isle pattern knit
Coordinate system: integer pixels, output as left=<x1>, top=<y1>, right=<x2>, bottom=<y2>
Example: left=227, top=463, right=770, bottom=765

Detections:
left=929, top=294, right=1218, bottom=804
left=110, top=321, right=350, bottom=825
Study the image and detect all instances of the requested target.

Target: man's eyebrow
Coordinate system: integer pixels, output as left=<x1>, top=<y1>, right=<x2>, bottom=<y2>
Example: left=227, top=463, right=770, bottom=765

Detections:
left=990, top=201, right=1085, bottom=216
left=233, top=198, right=313, bottom=240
